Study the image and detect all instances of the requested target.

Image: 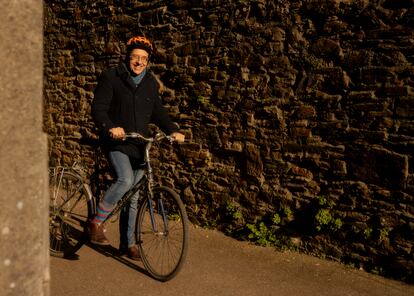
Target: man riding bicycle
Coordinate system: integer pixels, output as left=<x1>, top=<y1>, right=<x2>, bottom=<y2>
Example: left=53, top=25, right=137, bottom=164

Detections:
left=89, top=34, right=185, bottom=260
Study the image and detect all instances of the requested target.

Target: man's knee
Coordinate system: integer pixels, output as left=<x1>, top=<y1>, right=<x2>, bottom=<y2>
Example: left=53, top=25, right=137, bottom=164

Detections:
left=116, top=176, right=134, bottom=192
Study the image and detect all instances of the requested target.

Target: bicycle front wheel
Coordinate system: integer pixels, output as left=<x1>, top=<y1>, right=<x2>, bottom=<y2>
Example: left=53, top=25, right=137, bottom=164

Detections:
left=136, top=186, right=189, bottom=281
left=49, top=169, right=93, bottom=257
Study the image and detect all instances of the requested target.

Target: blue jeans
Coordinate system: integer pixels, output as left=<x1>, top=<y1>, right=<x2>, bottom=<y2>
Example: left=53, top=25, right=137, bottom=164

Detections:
left=101, top=151, right=144, bottom=248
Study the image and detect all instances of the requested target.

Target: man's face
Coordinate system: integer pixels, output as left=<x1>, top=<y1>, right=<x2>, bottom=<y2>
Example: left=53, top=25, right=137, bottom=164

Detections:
left=129, top=48, right=149, bottom=75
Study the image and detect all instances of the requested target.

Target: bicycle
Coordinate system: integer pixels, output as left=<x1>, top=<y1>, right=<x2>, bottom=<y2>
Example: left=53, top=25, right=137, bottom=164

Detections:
left=48, top=131, right=189, bottom=281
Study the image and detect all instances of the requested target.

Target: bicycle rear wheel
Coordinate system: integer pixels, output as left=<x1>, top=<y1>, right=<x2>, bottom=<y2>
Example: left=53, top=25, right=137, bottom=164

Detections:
left=136, top=186, right=189, bottom=281
left=49, top=169, right=93, bottom=257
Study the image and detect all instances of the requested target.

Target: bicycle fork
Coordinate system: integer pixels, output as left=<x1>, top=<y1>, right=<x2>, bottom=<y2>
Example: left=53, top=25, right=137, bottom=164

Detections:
left=144, top=142, right=169, bottom=236
left=147, top=194, right=169, bottom=236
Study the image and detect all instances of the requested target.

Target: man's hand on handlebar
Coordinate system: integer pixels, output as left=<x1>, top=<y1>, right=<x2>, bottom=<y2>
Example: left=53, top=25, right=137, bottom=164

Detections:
left=109, top=127, right=126, bottom=140
left=170, top=132, right=185, bottom=143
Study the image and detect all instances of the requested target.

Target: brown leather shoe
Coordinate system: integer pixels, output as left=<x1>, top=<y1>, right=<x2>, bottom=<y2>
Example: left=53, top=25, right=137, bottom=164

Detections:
left=88, top=221, right=110, bottom=245
left=127, top=245, right=141, bottom=261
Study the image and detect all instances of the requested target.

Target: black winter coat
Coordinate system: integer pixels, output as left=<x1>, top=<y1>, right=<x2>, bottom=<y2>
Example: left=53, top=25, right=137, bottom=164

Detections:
left=92, top=63, right=178, bottom=160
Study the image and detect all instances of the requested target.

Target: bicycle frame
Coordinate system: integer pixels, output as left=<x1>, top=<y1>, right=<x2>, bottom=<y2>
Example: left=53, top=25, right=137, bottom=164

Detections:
left=101, top=174, right=147, bottom=225
left=100, top=132, right=171, bottom=235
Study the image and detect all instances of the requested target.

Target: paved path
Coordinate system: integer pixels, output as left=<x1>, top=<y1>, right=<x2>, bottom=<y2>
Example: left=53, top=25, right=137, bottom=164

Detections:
left=50, top=223, right=413, bottom=296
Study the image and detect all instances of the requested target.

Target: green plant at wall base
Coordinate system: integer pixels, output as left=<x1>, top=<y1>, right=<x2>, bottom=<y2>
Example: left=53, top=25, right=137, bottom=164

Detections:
left=370, top=266, right=384, bottom=276
left=246, top=214, right=281, bottom=247
left=315, top=209, right=342, bottom=232
left=332, top=217, right=343, bottom=231
left=315, top=209, right=332, bottom=231
left=232, top=210, right=243, bottom=220
left=313, top=195, right=342, bottom=233
left=225, top=201, right=243, bottom=221
left=272, top=213, right=281, bottom=225
left=225, top=201, right=235, bottom=212
left=247, top=222, right=278, bottom=247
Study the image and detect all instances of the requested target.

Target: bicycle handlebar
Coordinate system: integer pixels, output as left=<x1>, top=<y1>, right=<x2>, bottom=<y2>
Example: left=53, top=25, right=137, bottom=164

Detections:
left=124, top=132, right=172, bottom=143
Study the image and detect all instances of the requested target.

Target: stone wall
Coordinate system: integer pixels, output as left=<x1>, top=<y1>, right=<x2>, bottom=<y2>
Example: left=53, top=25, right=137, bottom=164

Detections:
left=43, top=0, right=414, bottom=282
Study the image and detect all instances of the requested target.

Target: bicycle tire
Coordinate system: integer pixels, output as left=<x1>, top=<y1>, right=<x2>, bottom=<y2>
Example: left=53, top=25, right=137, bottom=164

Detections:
left=49, top=170, right=93, bottom=258
left=136, top=186, right=189, bottom=281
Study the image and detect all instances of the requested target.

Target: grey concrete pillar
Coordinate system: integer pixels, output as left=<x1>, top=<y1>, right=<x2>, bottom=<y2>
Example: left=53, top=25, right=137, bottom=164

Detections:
left=0, top=0, right=49, bottom=295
